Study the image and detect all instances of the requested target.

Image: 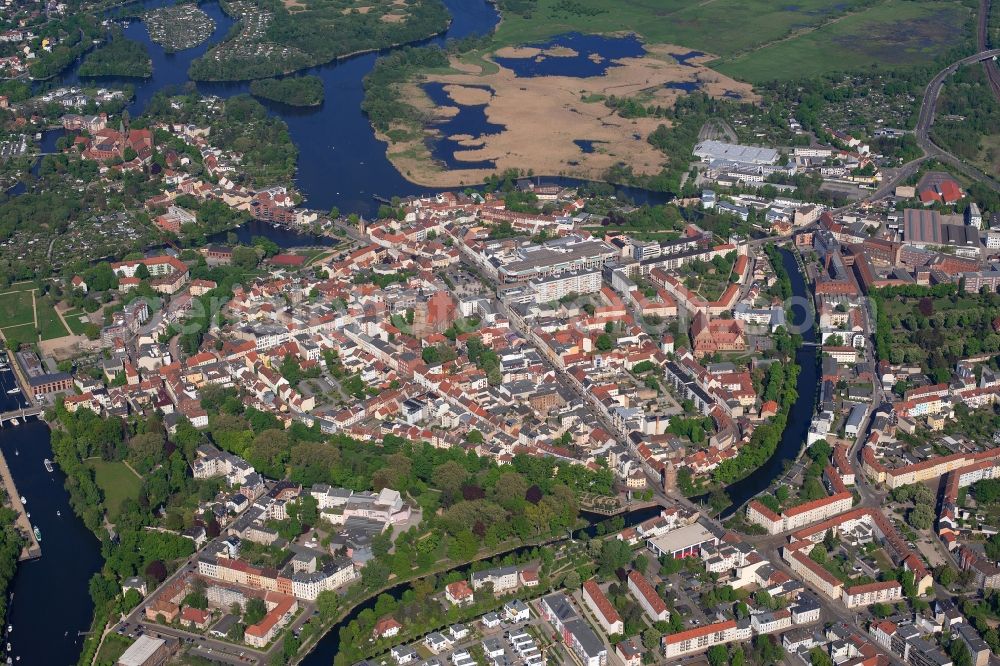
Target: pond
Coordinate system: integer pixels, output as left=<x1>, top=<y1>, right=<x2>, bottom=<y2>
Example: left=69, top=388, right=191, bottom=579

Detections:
left=492, top=32, right=646, bottom=78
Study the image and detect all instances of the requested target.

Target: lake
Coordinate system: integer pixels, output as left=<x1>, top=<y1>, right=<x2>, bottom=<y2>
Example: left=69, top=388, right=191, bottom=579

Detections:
left=40, top=2, right=677, bottom=216
left=45, top=0, right=503, bottom=217
left=492, top=32, right=646, bottom=78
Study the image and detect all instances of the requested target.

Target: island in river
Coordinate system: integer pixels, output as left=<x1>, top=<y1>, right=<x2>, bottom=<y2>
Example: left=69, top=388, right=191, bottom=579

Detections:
left=250, top=75, right=324, bottom=106
left=141, top=3, right=216, bottom=53
left=78, top=32, right=152, bottom=78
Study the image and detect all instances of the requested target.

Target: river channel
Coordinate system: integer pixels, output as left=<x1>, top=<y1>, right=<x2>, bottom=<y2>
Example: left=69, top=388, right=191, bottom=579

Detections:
left=0, top=1, right=784, bottom=661
left=298, top=505, right=663, bottom=666
left=711, top=246, right=819, bottom=518
left=39, top=0, right=671, bottom=216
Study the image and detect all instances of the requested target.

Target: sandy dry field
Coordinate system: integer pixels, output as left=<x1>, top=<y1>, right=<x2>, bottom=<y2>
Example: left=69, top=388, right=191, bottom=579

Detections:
left=384, top=45, right=756, bottom=187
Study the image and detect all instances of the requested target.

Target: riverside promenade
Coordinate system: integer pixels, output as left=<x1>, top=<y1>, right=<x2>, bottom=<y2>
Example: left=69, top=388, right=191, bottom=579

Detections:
left=0, top=447, right=40, bottom=561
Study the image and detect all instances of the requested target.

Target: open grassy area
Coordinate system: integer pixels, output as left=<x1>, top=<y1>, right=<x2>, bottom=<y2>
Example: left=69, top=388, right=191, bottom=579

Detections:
left=85, top=459, right=142, bottom=520
left=62, top=309, right=90, bottom=336
left=36, top=300, right=69, bottom=341
left=489, top=0, right=970, bottom=83
left=94, top=634, right=133, bottom=665
left=493, top=0, right=863, bottom=51
left=714, top=0, right=972, bottom=82
left=0, top=290, right=34, bottom=328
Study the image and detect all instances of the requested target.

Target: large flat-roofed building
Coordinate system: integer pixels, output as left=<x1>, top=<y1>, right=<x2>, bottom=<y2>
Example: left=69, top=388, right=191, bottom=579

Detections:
left=495, top=236, right=617, bottom=283
left=117, top=635, right=172, bottom=666
left=529, top=269, right=602, bottom=303
left=646, top=522, right=718, bottom=559
left=904, top=209, right=942, bottom=246
left=693, top=140, right=779, bottom=165
left=899, top=208, right=979, bottom=251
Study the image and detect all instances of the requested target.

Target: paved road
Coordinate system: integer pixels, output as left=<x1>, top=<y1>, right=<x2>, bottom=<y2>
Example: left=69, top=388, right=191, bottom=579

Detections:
left=116, top=556, right=270, bottom=664
left=866, top=48, right=1000, bottom=201
left=978, top=0, right=1000, bottom=100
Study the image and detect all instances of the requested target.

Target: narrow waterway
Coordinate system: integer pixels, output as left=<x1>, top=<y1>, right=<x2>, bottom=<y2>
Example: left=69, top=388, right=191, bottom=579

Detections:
left=715, top=246, right=819, bottom=517
left=298, top=505, right=663, bottom=666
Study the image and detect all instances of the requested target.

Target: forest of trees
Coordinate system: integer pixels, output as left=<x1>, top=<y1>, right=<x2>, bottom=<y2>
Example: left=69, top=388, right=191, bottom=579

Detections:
left=188, top=0, right=450, bottom=80
left=78, top=30, right=152, bottom=78
left=870, top=287, right=1000, bottom=375
left=362, top=46, right=451, bottom=133
left=250, top=76, right=325, bottom=106
left=28, top=14, right=103, bottom=79
left=932, top=66, right=1000, bottom=164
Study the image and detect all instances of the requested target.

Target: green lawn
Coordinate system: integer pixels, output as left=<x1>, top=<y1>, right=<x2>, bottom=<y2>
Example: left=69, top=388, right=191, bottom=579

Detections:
left=715, top=0, right=972, bottom=82
left=85, top=459, right=142, bottom=520
left=94, top=634, right=134, bottom=665
left=0, top=290, right=34, bottom=328
left=62, top=309, right=90, bottom=336
left=36, top=300, right=69, bottom=340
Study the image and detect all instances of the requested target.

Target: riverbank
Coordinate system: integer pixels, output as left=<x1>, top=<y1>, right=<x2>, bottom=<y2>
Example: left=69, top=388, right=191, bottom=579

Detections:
left=187, top=0, right=451, bottom=82
left=0, top=420, right=103, bottom=664
left=0, top=447, right=39, bottom=562
left=294, top=505, right=660, bottom=665
left=714, top=245, right=819, bottom=518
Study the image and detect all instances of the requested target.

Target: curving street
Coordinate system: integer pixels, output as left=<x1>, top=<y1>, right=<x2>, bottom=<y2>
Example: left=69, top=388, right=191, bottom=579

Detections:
left=866, top=47, right=1000, bottom=201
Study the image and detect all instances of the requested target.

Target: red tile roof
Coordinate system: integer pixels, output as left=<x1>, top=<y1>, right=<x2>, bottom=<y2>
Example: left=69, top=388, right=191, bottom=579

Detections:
left=628, top=570, right=667, bottom=615
left=664, top=620, right=736, bottom=645
left=583, top=579, right=622, bottom=626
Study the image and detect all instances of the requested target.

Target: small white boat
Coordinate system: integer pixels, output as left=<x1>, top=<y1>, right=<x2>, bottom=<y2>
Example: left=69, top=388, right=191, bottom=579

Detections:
left=56, top=510, right=60, bottom=517
left=18, top=497, right=24, bottom=505
left=5, top=389, right=17, bottom=395
left=43, top=459, right=53, bottom=473
left=8, top=419, right=17, bottom=426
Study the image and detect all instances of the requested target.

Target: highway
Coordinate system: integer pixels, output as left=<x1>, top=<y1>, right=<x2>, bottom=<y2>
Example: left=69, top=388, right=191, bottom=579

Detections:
left=979, top=0, right=1000, bottom=101
left=867, top=47, right=1000, bottom=200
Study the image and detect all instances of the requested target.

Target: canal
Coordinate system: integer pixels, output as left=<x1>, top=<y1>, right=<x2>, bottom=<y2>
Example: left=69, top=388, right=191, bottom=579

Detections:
left=298, top=505, right=664, bottom=666
left=714, top=246, right=819, bottom=518
left=0, top=362, right=104, bottom=665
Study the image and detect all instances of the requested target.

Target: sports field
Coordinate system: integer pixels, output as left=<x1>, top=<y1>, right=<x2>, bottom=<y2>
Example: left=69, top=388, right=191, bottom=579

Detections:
left=85, top=459, right=142, bottom=520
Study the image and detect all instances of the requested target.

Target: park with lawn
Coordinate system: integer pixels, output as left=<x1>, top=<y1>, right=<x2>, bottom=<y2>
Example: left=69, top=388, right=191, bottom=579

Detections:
left=0, top=287, right=74, bottom=346
left=84, top=459, right=143, bottom=521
